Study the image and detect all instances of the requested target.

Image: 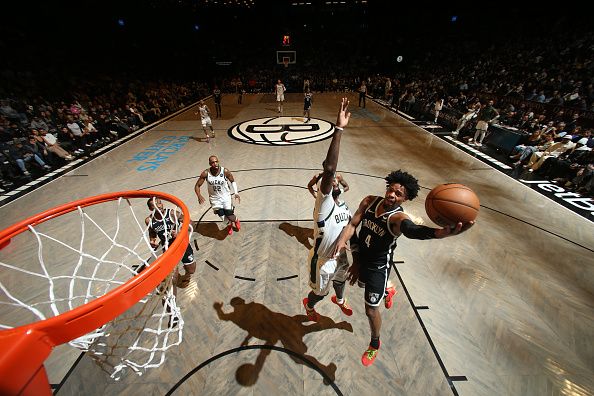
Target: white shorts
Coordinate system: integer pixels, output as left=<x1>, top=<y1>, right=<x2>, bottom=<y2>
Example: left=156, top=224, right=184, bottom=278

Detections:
left=276, top=94, right=285, bottom=102
left=201, top=117, right=212, bottom=127
left=210, top=195, right=232, bottom=212
left=476, top=120, right=489, bottom=131
left=308, top=250, right=349, bottom=296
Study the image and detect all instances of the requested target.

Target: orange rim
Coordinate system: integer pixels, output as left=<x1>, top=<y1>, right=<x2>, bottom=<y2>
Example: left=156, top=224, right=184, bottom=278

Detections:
left=0, top=190, right=190, bottom=396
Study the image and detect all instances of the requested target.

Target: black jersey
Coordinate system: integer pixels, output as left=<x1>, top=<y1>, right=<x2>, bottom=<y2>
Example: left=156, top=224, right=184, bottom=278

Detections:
left=358, top=196, right=403, bottom=268
left=304, top=92, right=313, bottom=109
left=149, top=208, right=181, bottom=244
left=213, top=89, right=222, bottom=103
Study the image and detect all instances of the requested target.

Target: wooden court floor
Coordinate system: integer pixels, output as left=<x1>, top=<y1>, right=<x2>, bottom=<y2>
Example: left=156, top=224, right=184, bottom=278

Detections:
left=1, top=93, right=593, bottom=396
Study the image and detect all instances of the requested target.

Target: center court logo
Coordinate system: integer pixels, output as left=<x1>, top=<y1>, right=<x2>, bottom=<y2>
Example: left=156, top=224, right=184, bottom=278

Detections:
left=228, top=117, right=335, bottom=146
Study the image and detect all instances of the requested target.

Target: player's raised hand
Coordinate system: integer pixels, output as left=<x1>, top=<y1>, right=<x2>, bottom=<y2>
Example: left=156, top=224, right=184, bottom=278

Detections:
left=336, top=97, right=351, bottom=129
left=434, top=220, right=475, bottom=238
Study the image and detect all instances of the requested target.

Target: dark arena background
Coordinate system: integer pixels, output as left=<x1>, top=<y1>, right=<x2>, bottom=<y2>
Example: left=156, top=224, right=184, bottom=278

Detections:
left=1, top=1, right=593, bottom=396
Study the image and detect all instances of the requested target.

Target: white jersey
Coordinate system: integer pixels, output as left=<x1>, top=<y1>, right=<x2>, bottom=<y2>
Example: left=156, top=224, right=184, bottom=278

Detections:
left=275, top=83, right=286, bottom=96
left=313, top=184, right=351, bottom=259
left=206, top=166, right=231, bottom=202
left=198, top=105, right=209, bottom=120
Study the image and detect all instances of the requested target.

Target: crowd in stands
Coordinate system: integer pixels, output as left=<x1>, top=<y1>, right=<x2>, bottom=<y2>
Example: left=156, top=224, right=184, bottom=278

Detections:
left=359, top=29, right=594, bottom=197
left=2, top=14, right=593, bottom=198
left=0, top=77, right=209, bottom=192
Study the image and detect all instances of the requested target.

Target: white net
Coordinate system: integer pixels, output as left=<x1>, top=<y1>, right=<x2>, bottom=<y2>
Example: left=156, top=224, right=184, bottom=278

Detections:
left=0, top=195, right=190, bottom=380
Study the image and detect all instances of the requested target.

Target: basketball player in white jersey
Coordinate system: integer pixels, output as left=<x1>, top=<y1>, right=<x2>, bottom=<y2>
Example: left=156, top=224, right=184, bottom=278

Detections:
left=275, top=79, right=286, bottom=113
left=194, top=155, right=241, bottom=235
left=303, top=97, right=353, bottom=322
left=194, top=100, right=215, bottom=142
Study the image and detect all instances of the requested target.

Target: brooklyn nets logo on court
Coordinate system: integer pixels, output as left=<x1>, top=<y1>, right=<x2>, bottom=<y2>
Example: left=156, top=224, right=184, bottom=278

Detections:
left=228, top=117, right=335, bottom=146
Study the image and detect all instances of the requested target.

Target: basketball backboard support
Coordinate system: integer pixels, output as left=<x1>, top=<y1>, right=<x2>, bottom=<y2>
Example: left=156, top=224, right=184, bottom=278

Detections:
left=276, top=51, right=296, bottom=65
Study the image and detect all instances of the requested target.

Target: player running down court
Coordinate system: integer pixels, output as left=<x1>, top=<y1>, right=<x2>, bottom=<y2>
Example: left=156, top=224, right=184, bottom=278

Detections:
left=195, top=100, right=215, bottom=142
left=303, top=97, right=354, bottom=322
left=194, top=155, right=241, bottom=235
left=333, top=172, right=474, bottom=367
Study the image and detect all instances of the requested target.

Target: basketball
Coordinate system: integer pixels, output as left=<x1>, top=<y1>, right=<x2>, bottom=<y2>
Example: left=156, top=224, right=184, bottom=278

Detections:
left=425, top=183, right=479, bottom=227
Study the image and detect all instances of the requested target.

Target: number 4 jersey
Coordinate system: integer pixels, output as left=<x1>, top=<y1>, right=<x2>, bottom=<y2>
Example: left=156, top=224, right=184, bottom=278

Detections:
left=358, top=196, right=403, bottom=268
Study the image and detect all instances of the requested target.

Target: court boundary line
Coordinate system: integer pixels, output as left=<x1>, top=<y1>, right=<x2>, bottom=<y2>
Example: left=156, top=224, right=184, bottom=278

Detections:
left=0, top=95, right=212, bottom=208
left=371, top=97, right=594, bottom=224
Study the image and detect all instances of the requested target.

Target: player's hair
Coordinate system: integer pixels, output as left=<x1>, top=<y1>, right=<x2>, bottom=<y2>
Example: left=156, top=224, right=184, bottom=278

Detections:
left=146, top=197, right=160, bottom=209
left=385, top=170, right=419, bottom=201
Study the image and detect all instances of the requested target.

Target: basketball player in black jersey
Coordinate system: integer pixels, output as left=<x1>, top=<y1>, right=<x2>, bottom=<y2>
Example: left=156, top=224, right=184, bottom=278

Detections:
left=213, top=86, right=222, bottom=118
left=333, top=171, right=474, bottom=366
left=145, top=197, right=196, bottom=288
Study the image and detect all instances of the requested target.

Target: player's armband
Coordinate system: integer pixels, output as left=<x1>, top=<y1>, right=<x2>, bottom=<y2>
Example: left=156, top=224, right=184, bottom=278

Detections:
left=232, top=181, right=238, bottom=194
left=400, top=219, right=436, bottom=240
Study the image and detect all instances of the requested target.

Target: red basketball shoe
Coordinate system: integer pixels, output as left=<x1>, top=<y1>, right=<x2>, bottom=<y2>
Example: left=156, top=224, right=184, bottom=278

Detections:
left=303, top=298, right=320, bottom=322
left=227, top=224, right=233, bottom=235
left=384, top=286, right=397, bottom=309
left=361, top=342, right=380, bottom=367
left=232, top=219, right=241, bottom=232
left=331, top=295, right=353, bottom=316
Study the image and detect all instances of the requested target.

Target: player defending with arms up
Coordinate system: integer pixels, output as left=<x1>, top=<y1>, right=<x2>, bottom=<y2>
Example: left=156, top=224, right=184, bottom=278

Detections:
left=333, top=172, right=474, bottom=366
left=303, top=97, right=354, bottom=322
left=195, top=155, right=241, bottom=235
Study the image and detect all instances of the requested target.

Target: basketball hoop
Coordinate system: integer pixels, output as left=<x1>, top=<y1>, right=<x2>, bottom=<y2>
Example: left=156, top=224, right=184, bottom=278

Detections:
left=283, top=57, right=290, bottom=68
left=0, top=191, right=190, bottom=396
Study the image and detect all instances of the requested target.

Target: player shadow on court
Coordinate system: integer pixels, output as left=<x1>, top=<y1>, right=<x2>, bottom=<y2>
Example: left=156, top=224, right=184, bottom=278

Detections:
left=193, top=221, right=231, bottom=241
left=213, top=297, right=352, bottom=387
left=278, top=222, right=313, bottom=250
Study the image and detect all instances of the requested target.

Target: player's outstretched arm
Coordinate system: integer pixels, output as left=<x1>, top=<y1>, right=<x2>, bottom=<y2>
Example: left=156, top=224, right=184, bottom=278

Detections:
left=395, top=213, right=475, bottom=240
left=226, top=169, right=241, bottom=204
left=434, top=221, right=474, bottom=238
left=145, top=217, right=159, bottom=248
left=195, top=170, right=208, bottom=204
left=338, top=174, right=349, bottom=192
left=332, top=195, right=371, bottom=258
left=320, top=98, right=351, bottom=196
left=307, top=173, right=320, bottom=198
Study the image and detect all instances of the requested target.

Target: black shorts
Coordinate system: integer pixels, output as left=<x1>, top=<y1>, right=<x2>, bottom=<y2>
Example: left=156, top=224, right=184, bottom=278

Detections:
left=214, top=207, right=234, bottom=217
left=181, top=244, right=195, bottom=265
left=359, top=265, right=390, bottom=307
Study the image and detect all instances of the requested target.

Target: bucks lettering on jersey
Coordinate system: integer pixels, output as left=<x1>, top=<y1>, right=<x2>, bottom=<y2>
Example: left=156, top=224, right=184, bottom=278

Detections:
left=313, top=187, right=351, bottom=258
left=206, top=167, right=231, bottom=199
left=198, top=105, right=209, bottom=119
left=359, top=196, right=403, bottom=266
left=150, top=208, right=181, bottom=243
